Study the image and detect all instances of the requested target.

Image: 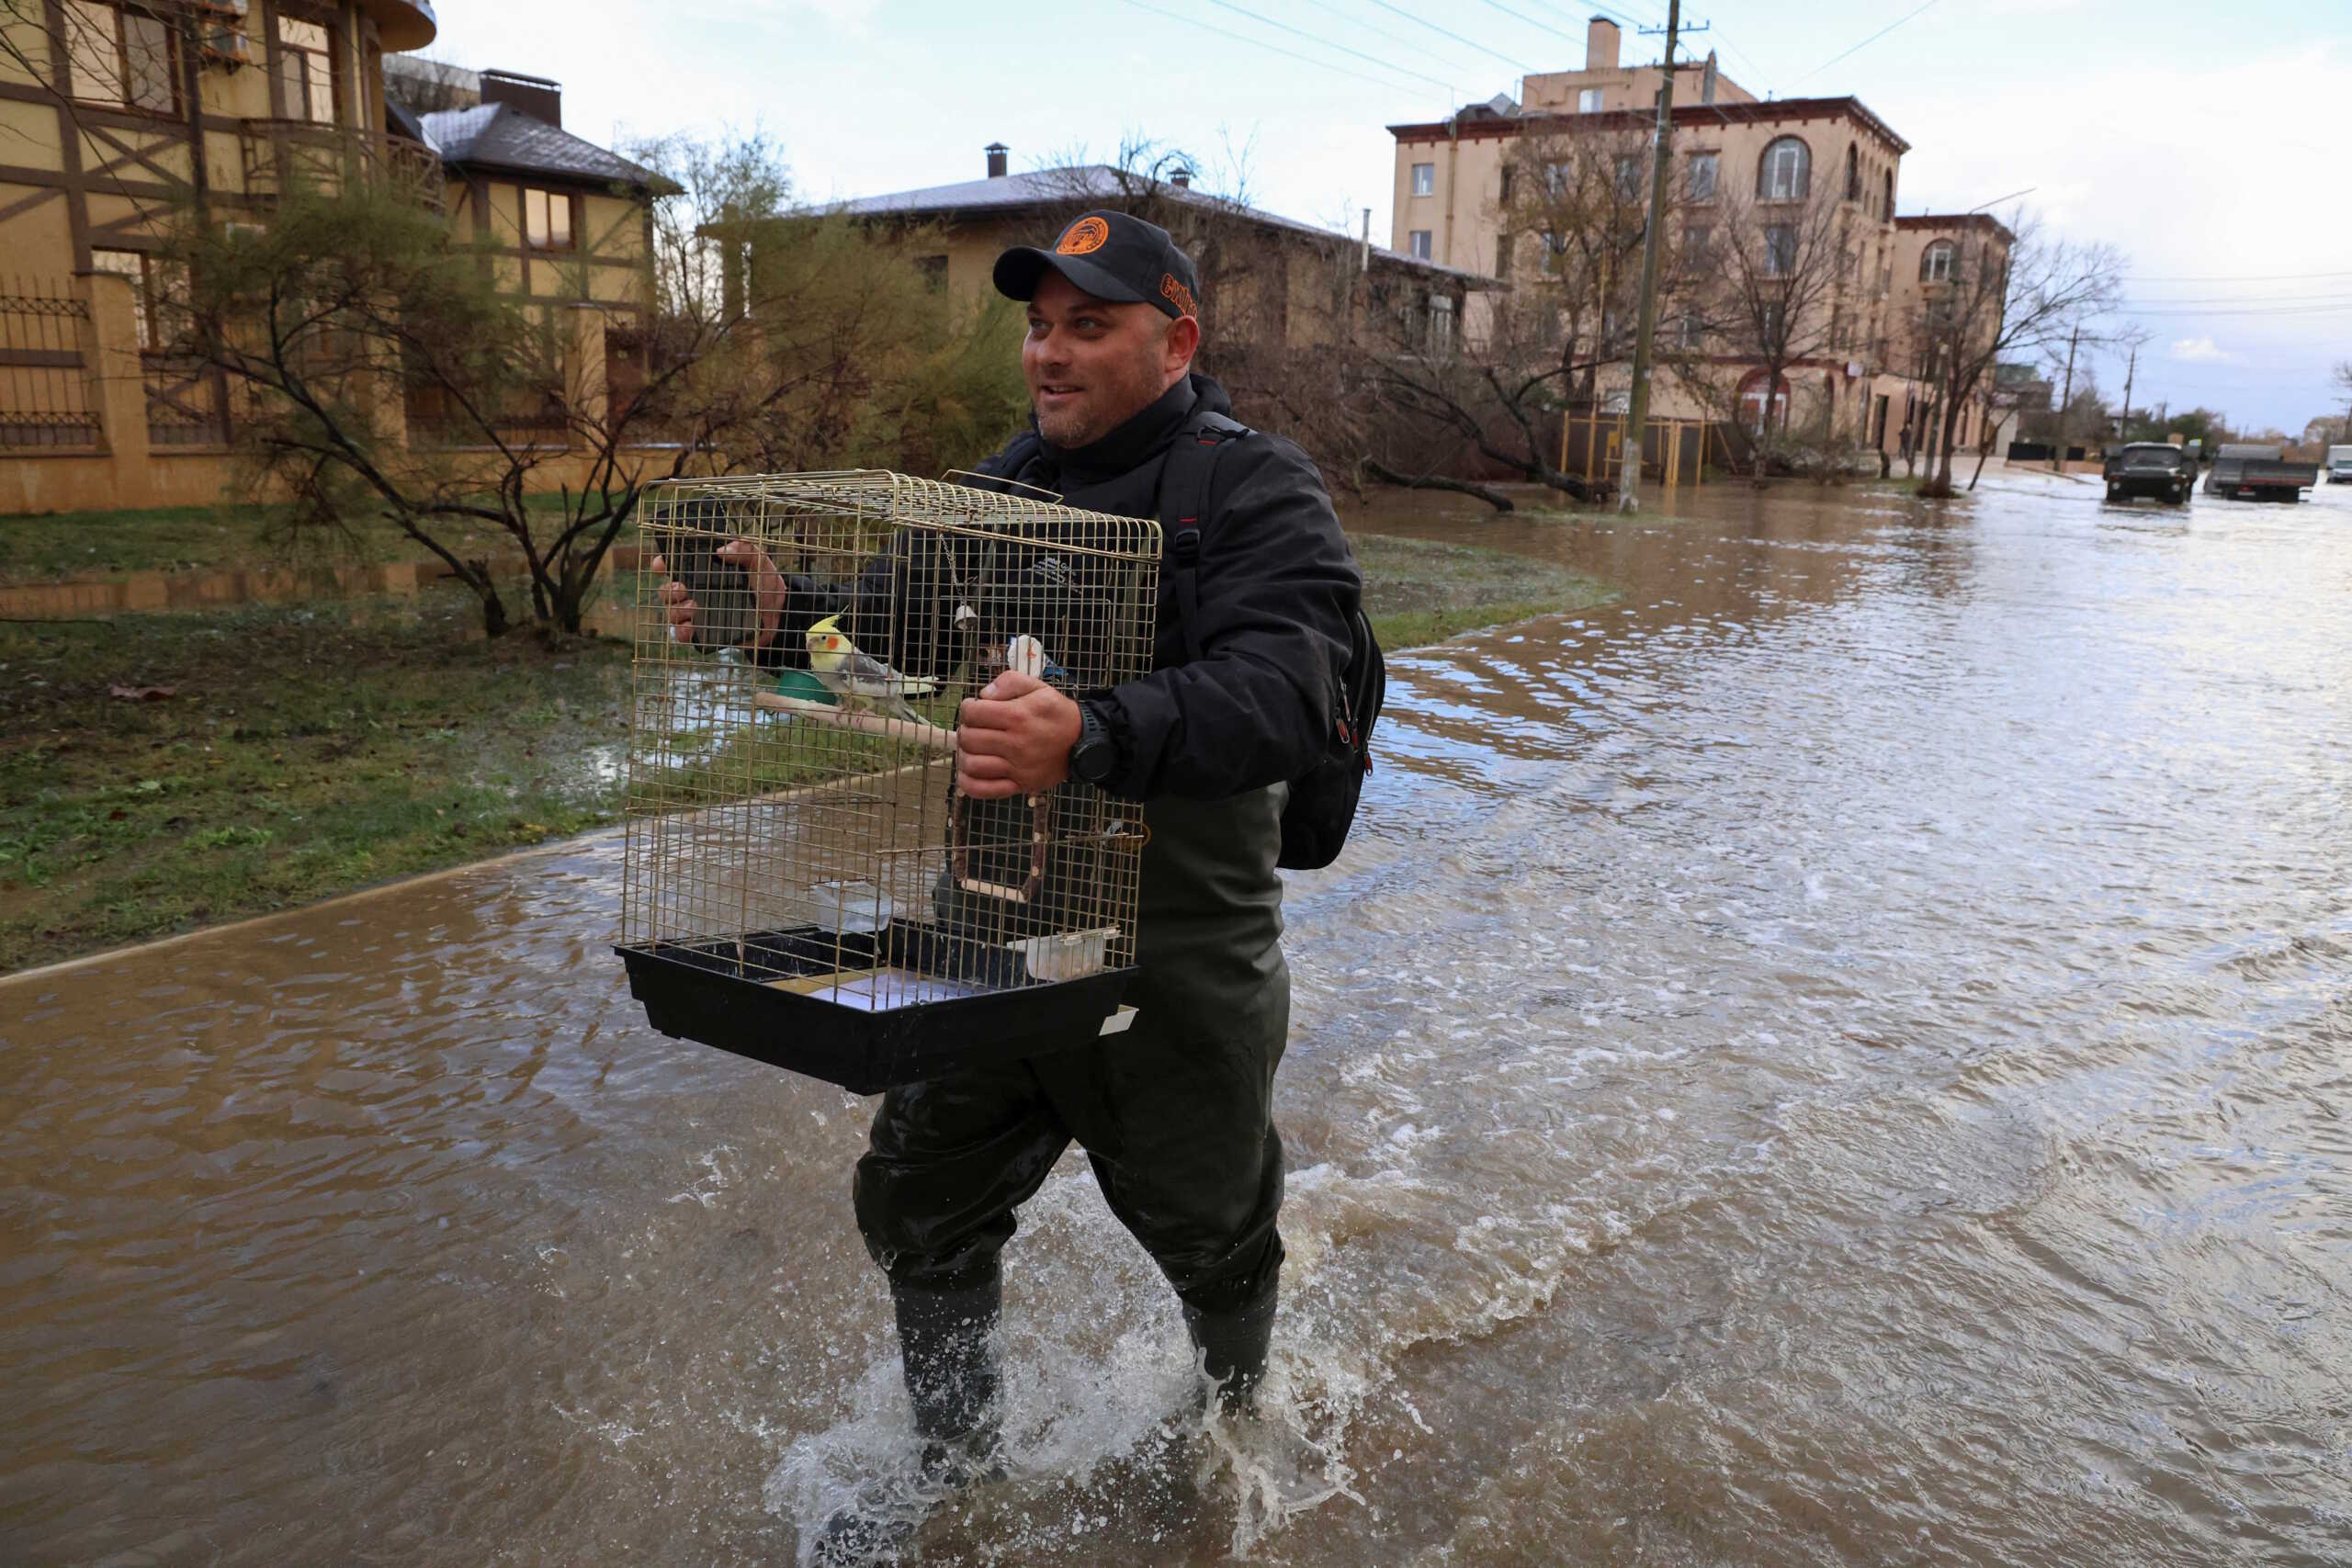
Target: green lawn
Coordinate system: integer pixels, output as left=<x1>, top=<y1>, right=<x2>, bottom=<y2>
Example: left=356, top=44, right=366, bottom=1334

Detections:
left=1352, top=531, right=1613, bottom=648
left=0, top=589, right=632, bottom=973
left=0, top=494, right=604, bottom=581
left=0, top=532, right=1612, bottom=974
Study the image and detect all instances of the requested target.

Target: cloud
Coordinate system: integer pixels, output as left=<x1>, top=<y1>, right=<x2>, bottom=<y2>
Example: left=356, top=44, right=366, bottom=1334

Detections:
left=2169, top=337, right=2234, bottom=363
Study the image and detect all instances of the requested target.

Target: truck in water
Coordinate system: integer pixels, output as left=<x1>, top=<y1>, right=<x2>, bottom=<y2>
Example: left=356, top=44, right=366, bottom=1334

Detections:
left=2202, top=444, right=2318, bottom=502
left=2102, top=443, right=2195, bottom=504
left=2327, top=445, right=2352, bottom=486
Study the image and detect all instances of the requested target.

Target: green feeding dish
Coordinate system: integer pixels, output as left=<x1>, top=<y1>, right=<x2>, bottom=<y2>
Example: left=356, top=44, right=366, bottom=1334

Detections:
left=770, top=668, right=838, bottom=705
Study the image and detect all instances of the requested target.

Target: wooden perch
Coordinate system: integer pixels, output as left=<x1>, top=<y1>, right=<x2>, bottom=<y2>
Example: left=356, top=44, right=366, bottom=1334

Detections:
left=754, top=691, right=955, bottom=752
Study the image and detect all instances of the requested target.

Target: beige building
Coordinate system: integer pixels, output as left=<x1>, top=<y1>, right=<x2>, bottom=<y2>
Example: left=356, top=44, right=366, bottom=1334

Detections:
left=1389, top=15, right=2003, bottom=466
left=0, top=2, right=665, bottom=514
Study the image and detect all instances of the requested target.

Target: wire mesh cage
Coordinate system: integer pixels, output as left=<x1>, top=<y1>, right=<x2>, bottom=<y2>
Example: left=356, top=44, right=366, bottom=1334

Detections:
left=615, top=471, right=1162, bottom=1093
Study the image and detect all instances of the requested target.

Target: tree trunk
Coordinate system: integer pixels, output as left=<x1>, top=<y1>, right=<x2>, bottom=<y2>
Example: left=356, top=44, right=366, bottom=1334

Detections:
left=472, top=564, right=511, bottom=638
left=1363, top=458, right=1517, bottom=513
left=1966, top=438, right=1993, bottom=491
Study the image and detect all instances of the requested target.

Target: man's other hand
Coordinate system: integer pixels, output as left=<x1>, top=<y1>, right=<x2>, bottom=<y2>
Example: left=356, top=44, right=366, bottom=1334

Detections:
left=649, top=538, right=786, bottom=649
left=956, top=671, right=1082, bottom=798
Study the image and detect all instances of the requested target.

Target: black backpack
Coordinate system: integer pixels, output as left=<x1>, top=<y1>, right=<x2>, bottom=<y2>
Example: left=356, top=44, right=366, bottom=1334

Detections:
left=1161, top=413, right=1384, bottom=871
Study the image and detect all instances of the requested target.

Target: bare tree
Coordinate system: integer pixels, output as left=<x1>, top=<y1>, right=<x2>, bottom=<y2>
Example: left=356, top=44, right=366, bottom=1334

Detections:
left=1704, top=182, right=1864, bottom=474
left=1902, top=209, right=2123, bottom=496
left=2335, top=359, right=2352, bottom=445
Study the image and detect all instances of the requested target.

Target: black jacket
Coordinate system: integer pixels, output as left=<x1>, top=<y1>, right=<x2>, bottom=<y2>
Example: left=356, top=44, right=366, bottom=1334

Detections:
left=971, top=373, right=1361, bottom=802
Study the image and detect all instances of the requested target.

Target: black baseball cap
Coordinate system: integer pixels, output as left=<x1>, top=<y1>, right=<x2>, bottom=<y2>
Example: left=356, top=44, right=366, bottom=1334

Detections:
left=993, top=209, right=1201, bottom=321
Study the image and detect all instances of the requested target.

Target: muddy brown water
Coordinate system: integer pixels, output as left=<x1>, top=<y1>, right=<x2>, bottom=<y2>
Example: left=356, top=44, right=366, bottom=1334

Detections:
left=5, top=470, right=2350, bottom=1566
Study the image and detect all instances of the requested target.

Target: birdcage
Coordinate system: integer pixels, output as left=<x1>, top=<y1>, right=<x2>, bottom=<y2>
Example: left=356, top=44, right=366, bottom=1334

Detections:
left=614, top=471, right=1162, bottom=1094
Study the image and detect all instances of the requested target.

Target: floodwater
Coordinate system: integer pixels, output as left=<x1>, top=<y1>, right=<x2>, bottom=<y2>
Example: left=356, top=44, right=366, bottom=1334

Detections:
left=6, top=468, right=2351, bottom=1566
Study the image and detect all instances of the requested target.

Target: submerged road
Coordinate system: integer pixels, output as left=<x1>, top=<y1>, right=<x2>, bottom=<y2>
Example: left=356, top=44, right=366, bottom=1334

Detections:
left=5, top=469, right=2349, bottom=1565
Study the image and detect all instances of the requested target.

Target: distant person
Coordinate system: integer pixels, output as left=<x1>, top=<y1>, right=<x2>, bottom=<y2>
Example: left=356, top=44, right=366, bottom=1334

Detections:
left=657, top=209, right=1361, bottom=1563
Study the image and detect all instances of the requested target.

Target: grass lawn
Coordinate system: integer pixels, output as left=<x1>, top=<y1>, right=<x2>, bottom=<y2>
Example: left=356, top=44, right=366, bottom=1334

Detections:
left=0, top=494, right=604, bottom=581
left=1352, top=531, right=1613, bottom=648
left=1, top=533, right=1611, bottom=975
left=0, top=589, right=632, bottom=974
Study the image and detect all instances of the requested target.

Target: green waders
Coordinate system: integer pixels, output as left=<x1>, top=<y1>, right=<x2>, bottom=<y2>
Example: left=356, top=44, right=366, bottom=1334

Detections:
left=852, top=784, right=1291, bottom=1411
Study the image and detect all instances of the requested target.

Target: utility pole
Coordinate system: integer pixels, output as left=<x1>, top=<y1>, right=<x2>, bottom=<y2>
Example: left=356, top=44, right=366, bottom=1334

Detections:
left=1617, top=1, right=1706, bottom=513
left=2050, top=322, right=2080, bottom=475
left=2118, top=338, right=2138, bottom=434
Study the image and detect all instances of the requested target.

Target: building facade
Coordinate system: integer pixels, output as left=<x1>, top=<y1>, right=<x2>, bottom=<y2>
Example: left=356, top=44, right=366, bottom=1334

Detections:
left=1388, top=15, right=2004, bottom=468
left=820, top=147, right=1488, bottom=359
left=0, top=3, right=663, bottom=513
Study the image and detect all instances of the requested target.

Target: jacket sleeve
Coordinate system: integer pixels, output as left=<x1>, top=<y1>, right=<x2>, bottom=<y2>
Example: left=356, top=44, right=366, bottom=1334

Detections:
left=1096, top=434, right=1361, bottom=800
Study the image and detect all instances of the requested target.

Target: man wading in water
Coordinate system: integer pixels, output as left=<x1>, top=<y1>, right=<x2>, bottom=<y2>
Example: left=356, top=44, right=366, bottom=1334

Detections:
left=660, top=210, right=1360, bottom=1562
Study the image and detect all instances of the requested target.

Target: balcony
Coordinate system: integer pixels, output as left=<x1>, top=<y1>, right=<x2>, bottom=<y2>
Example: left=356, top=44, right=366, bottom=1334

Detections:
left=238, top=122, right=446, bottom=216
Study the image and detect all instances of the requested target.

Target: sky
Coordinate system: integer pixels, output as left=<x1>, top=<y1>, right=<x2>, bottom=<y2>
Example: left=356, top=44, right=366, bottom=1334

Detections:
left=425, top=0, right=2352, bottom=436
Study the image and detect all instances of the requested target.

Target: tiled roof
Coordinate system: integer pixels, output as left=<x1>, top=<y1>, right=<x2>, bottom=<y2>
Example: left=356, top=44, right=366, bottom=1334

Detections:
left=831, top=165, right=1493, bottom=285
left=413, top=103, right=672, bottom=192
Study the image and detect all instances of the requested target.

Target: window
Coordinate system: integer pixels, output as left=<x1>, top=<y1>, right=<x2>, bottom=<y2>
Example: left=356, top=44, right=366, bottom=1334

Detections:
left=1758, top=136, right=1810, bottom=201
left=90, top=248, right=185, bottom=349
left=276, top=16, right=339, bottom=125
left=1677, top=313, right=1703, bottom=350
left=913, top=254, right=947, bottom=290
left=64, top=2, right=177, bottom=113
left=1614, top=153, right=1644, bottom=201
left=1411, top=162, right=1435, bottom=197
left=1408, top=229, right=1431, bottom=261
left=1538, top=231, right=1567, bottom=276
left=1498, top=164, right=1514, bottom=202
left=1759, top=300, right=1785, bottom=342
left=1495, top=232, right=1512, bottom=279
left=1430, top=294, right=1455, bottom=355
left=1764, top=223, right=1796, bottom=276
left=1577, top=87, right=1603, bottom=112
left=1681, top=221, right=1711, bottom=269
left=1544, top=160, right=1571, bottom=197
left=1844, top=145, right=1860, bottom=202
left=525, top=187, right=574, bottom=251
left=1686, top=152, right=1717, bottom=202
left=1737, top=370, right=1789, bottom=433
left=1920, top=240, right=1956, bottom=284
left=1882, top=169, right=1894, bottom=219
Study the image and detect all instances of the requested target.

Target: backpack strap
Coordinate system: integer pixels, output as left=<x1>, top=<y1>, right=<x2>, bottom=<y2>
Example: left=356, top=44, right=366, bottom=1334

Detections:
left=1161, top=411, right=1249, bottom=666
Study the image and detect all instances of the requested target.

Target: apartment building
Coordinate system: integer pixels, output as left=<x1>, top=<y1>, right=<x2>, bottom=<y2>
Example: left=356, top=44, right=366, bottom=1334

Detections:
left=0, top=3, right=665, bottom=513
left=1389, top=15, right=2001, bottom=464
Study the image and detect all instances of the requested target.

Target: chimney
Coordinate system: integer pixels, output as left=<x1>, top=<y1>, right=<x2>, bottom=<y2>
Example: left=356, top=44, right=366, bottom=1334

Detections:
left=1586, top=15, right=1620, bottom=73
left=1170, top=166, right=1191, bottom=188
left=1702, top=49, right=1718, bottom=105
left=480, top=68, right=561, bottom=128
left=985, top=141, right=1008, bottom=179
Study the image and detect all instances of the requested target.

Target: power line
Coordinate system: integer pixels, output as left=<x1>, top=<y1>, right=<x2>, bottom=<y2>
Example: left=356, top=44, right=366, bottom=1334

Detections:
left=1790, top=0, right=1940, bottom=89
left=1110, top=0, right=1425, bottom=96
left=1195, top=0, right=1462, bottom=94
left=2123, top=291, right=2352, bottom=307
left=2125, top=267, right=2352, bottom=283
left=1357, top=0, right=1544, bottom=74
left=1294, top=0, right=1496, bottom=83
left=1472, top=0, right=1587, bottom=43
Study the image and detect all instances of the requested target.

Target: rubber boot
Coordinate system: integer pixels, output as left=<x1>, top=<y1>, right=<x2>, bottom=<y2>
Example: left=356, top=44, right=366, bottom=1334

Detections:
left=1182, top=1287, right=1276, bottom=1417
left=811, top=1277, right=1003, bottom=1567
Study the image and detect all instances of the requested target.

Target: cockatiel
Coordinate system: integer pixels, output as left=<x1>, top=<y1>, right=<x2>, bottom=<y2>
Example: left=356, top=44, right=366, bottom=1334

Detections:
left=805, top=615, right=938, bottom=725
left=1003, top=635, right=1068, bottom=683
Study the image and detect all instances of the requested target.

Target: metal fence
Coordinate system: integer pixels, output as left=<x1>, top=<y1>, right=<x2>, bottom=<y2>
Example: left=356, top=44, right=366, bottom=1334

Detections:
left=0, top=280, right=103, bottom=451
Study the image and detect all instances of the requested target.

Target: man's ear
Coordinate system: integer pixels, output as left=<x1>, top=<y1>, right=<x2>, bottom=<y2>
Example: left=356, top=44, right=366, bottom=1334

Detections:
left=1163, top=312, right=1201, bottom=374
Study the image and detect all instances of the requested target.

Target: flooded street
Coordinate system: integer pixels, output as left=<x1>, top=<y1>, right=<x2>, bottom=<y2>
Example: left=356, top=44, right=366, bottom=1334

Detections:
left=6, top=470, right=2350, bottom=1566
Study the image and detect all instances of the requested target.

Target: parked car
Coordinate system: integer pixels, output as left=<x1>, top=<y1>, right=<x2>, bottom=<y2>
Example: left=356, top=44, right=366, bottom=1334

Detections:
left=2103, top=442, right=2195, bottom=504
left=2202, top=444, right=2319, bottom=502
left=2327, top=444, right=2352, bottom=485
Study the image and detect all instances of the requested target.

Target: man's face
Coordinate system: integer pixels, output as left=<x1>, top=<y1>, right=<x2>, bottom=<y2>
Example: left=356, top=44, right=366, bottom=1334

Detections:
left=1023, top=270, right=1195, bottom=447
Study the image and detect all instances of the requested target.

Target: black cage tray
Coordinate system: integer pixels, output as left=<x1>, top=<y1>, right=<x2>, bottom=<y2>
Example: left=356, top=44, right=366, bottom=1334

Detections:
left=616, top=919, right=1134, bottom=1094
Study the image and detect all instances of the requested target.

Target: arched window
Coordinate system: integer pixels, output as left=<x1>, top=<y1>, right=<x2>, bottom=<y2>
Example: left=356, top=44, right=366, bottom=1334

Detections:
left=1758, top=136, right=1810, bottom=201
left=1844, top=145, right=1860, bottom=202
left=1736, top=368, right=1791, bottom=434
left=1882, top=169, right=1894, bottom=219
left=1920, top=240, right=1957, bottom=284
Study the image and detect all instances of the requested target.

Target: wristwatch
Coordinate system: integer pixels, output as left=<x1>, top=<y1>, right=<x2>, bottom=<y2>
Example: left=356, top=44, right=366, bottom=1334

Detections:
left=1069, top=701, right=1119, bottom=785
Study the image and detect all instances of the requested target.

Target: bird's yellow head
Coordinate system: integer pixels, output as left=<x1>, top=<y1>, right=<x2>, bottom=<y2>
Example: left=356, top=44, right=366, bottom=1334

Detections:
left=807, top=615, right=844, bottom=656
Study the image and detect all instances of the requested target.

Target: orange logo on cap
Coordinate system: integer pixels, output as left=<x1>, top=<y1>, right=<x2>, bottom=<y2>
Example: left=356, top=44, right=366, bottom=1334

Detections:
left=1159, top=272, right=1197, bottom=318
left=1057, top=217, right=1110, bottom=255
